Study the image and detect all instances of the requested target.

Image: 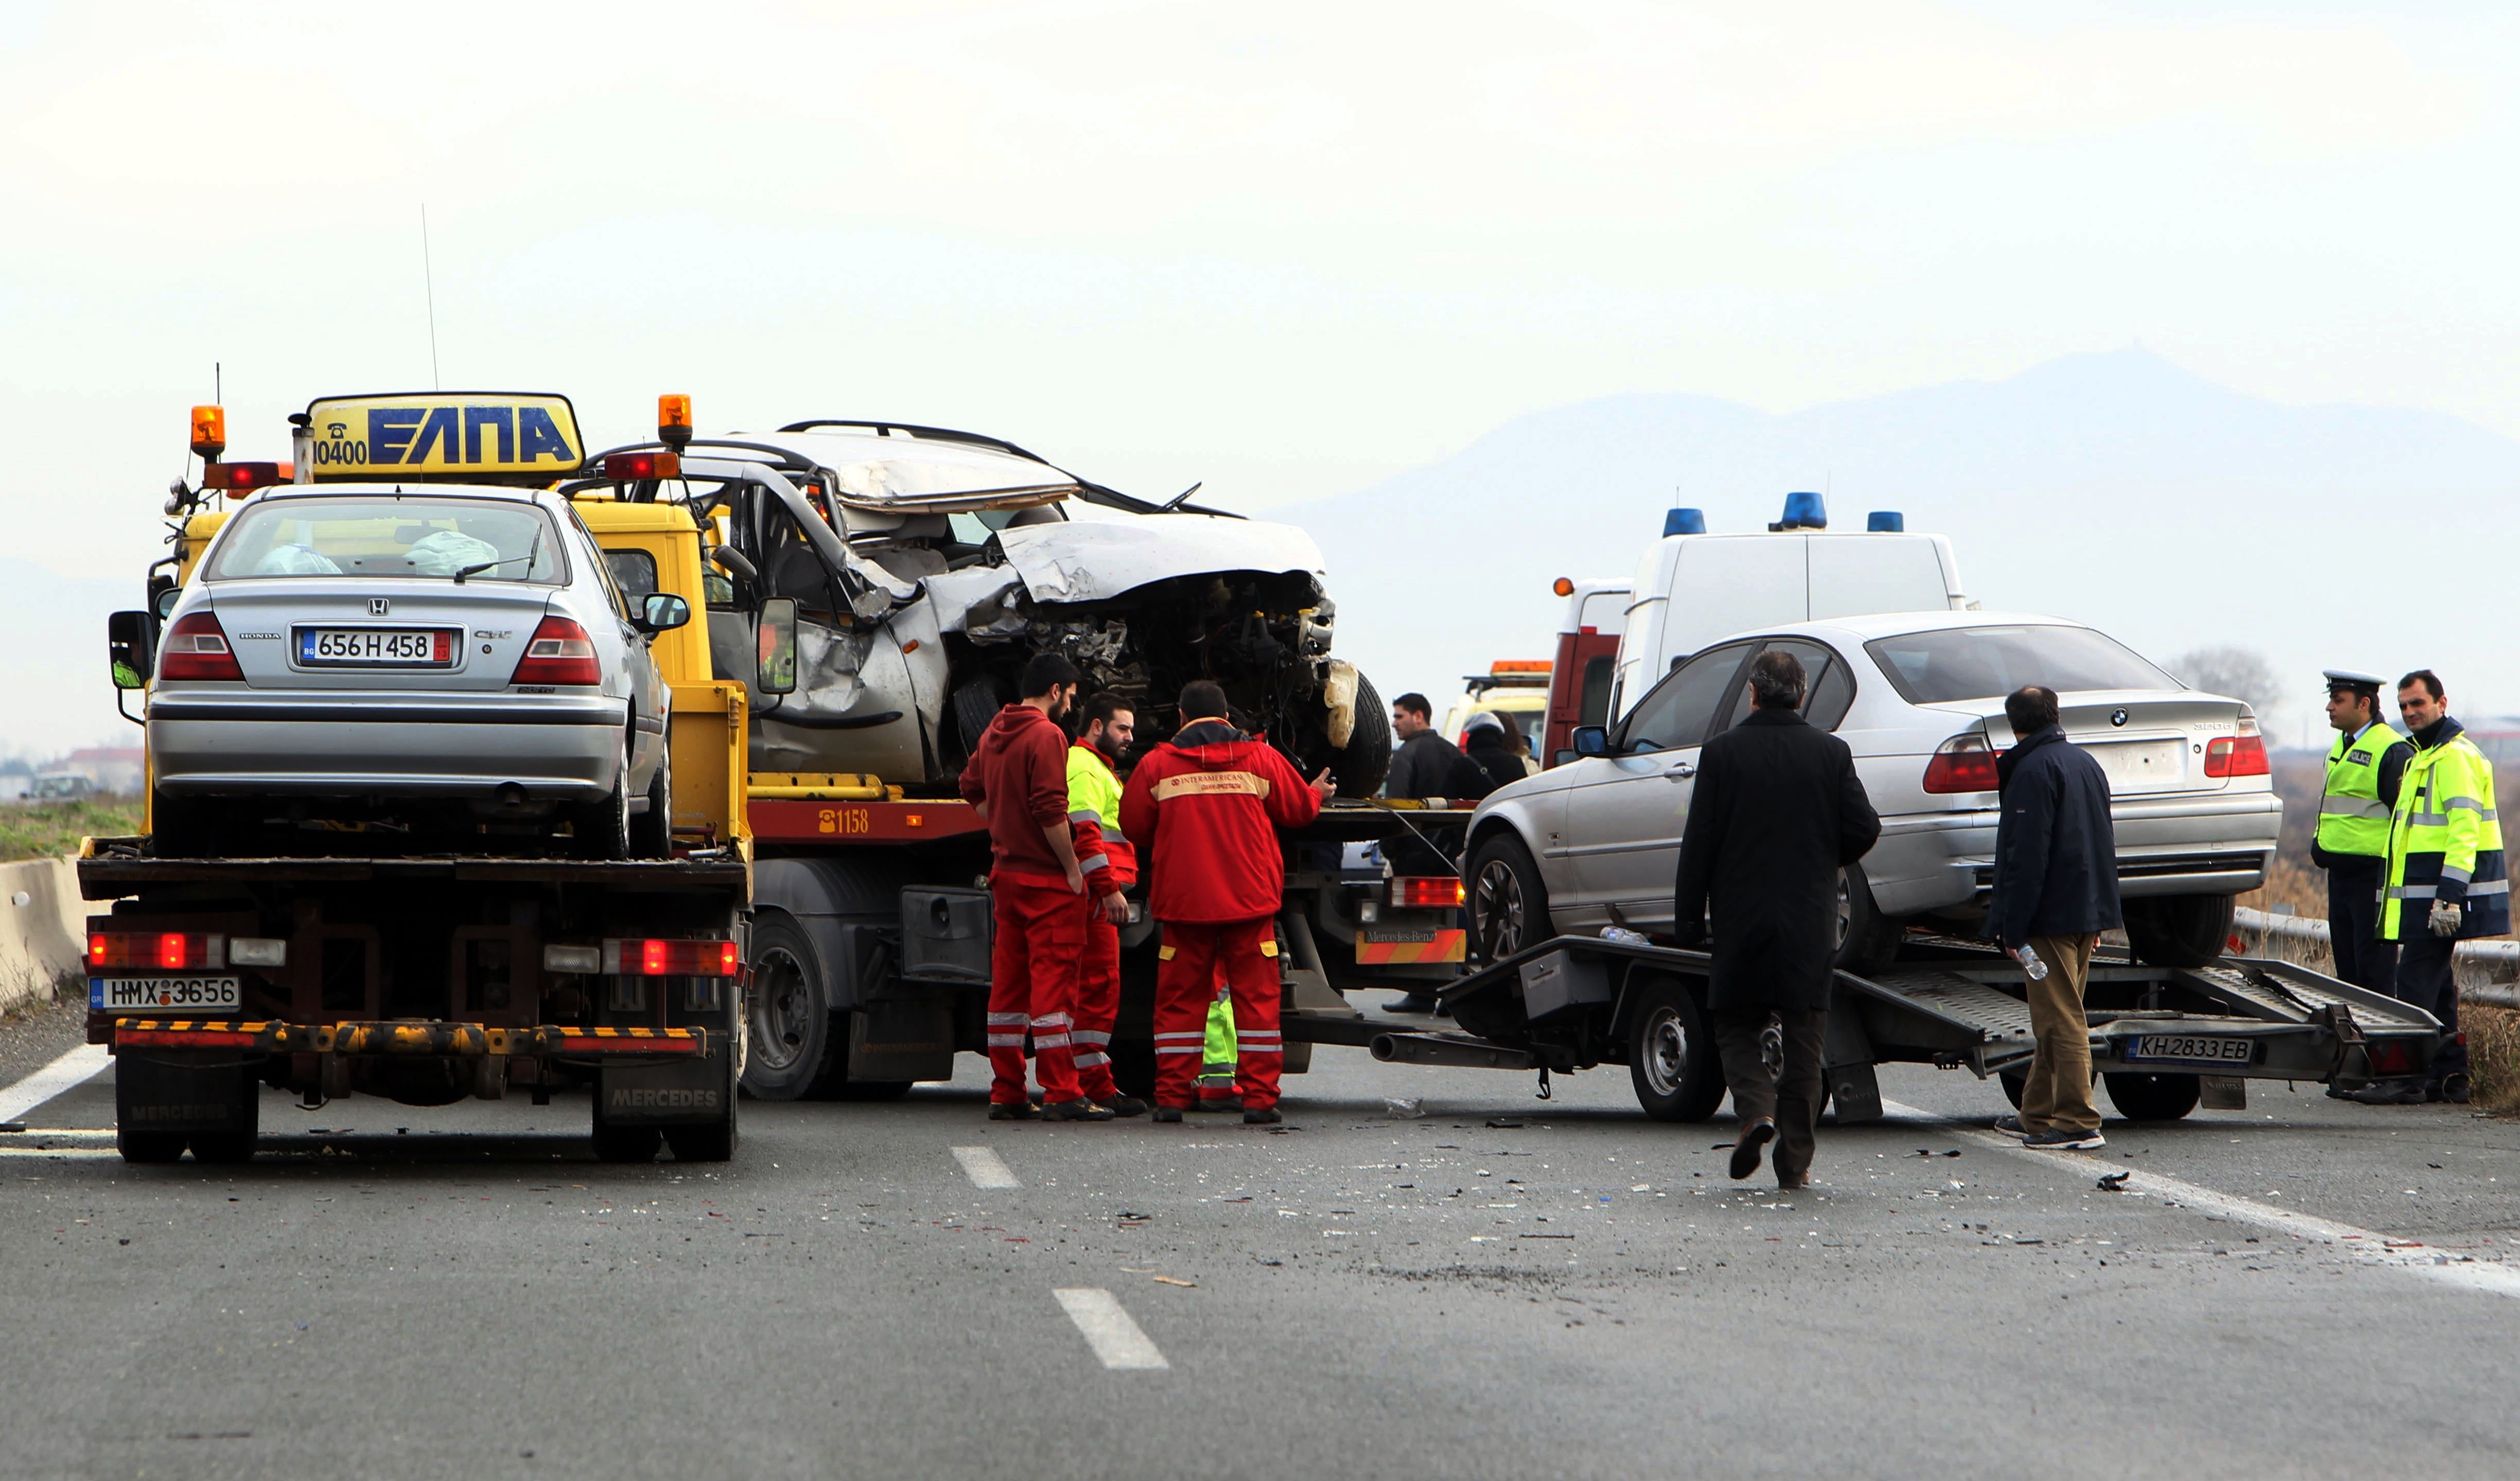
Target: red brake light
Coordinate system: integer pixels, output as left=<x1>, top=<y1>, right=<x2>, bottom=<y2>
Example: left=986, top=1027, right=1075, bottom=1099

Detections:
left=202, top=461, right=293, bottom=492
left=1921, top=733, right=2001, bottom=794
left=159, top=611, right=242, bottom=680
left=602, top=451, right=680, bottom=481
left=603, top=938, right=740, bottom=976
left=2205, top=735, right=2269, bottom=778
left=1388, top=876, right=1465, bottom=909
left=89, top=931, right=224, bottom=970
left=512, top=616, right=601, bottom=686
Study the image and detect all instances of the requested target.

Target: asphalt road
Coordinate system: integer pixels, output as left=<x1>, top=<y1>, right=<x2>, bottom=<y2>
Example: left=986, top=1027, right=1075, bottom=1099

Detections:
left=3, top=1002, right=2515, bottom=1481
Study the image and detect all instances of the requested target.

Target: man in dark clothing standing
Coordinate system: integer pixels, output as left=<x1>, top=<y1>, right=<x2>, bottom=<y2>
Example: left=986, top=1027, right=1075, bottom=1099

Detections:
left=1384, top=693, right=1491, bottom=801
left=1672, top=650, right=1880, bottom=1190
left=1462, top=711, right=1532, bottom=794
left=1986, top=685, right=2122, bottom=1151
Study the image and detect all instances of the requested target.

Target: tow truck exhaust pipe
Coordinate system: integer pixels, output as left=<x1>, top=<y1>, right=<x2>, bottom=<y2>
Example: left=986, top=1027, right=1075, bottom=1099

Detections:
left=1369, top=1033, right=1535, bottom=1071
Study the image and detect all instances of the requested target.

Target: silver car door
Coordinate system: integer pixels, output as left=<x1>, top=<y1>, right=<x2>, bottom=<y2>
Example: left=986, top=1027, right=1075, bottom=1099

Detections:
left=1560, top=641, right=1754, bottom=931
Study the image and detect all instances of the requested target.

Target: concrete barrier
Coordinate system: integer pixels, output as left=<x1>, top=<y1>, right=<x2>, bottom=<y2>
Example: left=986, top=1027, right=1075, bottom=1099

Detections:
left=1, top=857, right=87, bottom=1013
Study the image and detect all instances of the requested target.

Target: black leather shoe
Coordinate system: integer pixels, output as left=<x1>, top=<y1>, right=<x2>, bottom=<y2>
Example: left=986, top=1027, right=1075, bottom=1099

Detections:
left=1244, top=1106, right=1283, bottom=1124
left=1041, top=1099, right=1115, bottom=1122
left=1729, top=1118, right=1776, bottom=1180
left=987, top=1100, right=1040, bottom=1121
left=1151, top=1105, right=1184, bottom=1123
left=1096, top=1094, right=1149, bottom=1118
left=2350, top=1080, right=2427, bottom=1106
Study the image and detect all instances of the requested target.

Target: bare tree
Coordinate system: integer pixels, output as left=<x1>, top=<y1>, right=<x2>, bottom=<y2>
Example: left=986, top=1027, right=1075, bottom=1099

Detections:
left=2171, top=644, right=2278, bottom=714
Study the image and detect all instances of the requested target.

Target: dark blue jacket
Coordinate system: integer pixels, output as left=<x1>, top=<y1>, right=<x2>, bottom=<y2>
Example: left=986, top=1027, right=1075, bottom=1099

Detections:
left=1987, top=726, right=2122, bottom=948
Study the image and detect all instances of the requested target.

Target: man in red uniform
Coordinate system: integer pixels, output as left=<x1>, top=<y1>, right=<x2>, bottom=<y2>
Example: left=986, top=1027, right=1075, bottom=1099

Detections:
left=960, top=654, right=1112, bottom=1122
left=1119, top=680, right=1332, bottom=1124
left=1066, top=692, right=1143, bottom=1116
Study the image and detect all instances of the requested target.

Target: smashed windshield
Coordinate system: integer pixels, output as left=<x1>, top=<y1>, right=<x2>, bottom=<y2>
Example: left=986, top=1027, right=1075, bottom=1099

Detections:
left=205, top=497, right=564, bottom=583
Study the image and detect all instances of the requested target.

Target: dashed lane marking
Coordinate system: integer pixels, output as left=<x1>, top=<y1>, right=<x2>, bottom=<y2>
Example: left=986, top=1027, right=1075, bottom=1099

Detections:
left=0, top=1045, right=110, bottom=1125
left=1880, top=1099, right=2520, bottom=1300
left=1054, top=1288, right=1169, bottom=1370
left=952, top=1145, right=1021, bottom=1189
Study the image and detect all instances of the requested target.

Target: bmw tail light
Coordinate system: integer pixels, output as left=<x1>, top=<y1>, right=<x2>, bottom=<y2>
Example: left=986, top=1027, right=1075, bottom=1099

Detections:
left=601, top=938, right=741, bottom=977
left=1921, top=733, right=2001, bottom=794
left=158, top=612, right=242, bottom=680
left=89, top=931, right=225, bottom=970
left=2206, top=713, right=2270, bottom=779
left=511, top=616, right=601, bottom=686
left=1388, top=876, right=1465, bottom=909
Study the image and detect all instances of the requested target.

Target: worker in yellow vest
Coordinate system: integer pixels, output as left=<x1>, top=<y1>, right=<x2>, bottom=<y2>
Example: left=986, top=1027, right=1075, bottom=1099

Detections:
left=2312, top=670, right=2411, bottom=1001
left=2363, top=669, right=2500, bottom=1105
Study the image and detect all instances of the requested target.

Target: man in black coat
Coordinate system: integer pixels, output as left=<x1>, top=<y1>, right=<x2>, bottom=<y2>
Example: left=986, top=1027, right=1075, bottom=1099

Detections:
left=1673, top=649, right=1881, bottom=1189
left=1986, top=685, right=2122, bottom=1151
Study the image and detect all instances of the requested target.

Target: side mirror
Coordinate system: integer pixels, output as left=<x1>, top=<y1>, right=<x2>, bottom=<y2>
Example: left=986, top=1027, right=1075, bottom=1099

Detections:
left=108, top=610, right=152, bottom=690
left=756, top=597, right=798, bottom=696
left=637, top=592, right=691, bottom=633
left=1571, top=726, right=1609, bottom=758
left=153, top=586, right=182, bottom=621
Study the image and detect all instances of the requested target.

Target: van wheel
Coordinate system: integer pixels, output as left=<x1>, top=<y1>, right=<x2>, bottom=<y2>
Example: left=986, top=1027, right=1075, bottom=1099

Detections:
left=2104, top=1071, right=2200, bottom=1121
left=573, top=737, right=633, bottom=860
left=741, top=913, right=839, bottom=1100
left=948, top=678, right=1008, bottom=768
left=1832, top=863, right=1903, bottom=976
left=1628, top=977, right=1725, bottom=1122
left=629, top=739, right=673, bottom=859
left=2124, top=894, right=2236, bottom=969
left=1334, top=672, right=1393, bottom=798
left=1468, top=832, right=1552, bottom=963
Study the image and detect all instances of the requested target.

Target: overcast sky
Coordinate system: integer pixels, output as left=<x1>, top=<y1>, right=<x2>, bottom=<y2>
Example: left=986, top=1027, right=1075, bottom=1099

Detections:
left=4, top=2, right=2515, bottom=748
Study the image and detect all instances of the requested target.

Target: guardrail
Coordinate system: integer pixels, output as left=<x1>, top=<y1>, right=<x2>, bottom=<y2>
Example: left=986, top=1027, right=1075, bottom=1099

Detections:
left=2232, top=905, right=2520, bottom=1010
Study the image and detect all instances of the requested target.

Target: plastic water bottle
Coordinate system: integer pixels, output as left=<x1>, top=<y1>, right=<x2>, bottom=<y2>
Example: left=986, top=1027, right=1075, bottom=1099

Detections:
left=2013, top=944, right=2049, bottom=981
left=1600, top=926, right=1651, bottom=946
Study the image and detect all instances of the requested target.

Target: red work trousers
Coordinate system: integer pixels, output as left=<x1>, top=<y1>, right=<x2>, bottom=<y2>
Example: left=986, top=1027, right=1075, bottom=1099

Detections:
left=1152, top=917, right=1282, bottom=1111
left=987, top=875, right=1084, bottom=1106
left=1072, top=901, right=1122, bottom=1103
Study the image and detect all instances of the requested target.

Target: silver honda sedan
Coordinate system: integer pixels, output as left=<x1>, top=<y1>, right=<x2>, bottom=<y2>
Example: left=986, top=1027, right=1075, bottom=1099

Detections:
left=145, top=485, right=686, bottom=858
left=1463, top=611, right=2281, bottom=972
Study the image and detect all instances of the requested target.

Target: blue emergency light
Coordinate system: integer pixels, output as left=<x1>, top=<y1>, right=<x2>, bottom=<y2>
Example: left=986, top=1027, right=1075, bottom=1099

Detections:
left=1663, top=507, right=1706, bottom=537
left=1772, top=491, right=1827, bottom=531
left=1867, top=510, right=1904, bottom=532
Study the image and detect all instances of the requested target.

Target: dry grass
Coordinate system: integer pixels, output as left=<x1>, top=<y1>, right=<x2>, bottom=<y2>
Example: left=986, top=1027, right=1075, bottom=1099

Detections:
left=2468, top=1006, right=2520, bottom=1115
left=0, top=795, right=139, bottom=862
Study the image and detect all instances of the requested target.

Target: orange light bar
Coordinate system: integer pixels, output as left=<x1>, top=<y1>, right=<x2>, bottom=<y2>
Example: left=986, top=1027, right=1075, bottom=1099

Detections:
left=190, top=404, right=226, bottom=460
left=1552, top=576, right=1574, bottom=597
left=658, top=394, right=693, bottom=452
left=1387, top=876, right=1465, bottom=910
left=203, top=461, right=294, bottom=492
left=90, top=931, right=225, bottom=971
left=602, top=450, right=680, bottom=481
left=1490, top=660, right=1551, bottom=674
left=601, top=938, right=741, bottom=976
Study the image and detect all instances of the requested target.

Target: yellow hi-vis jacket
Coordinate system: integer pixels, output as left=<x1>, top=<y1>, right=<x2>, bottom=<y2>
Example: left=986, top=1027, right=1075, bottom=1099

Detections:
left=2316, top=721, right=2405, bottom=857
left=2381, top=718, right=2507, bottom=941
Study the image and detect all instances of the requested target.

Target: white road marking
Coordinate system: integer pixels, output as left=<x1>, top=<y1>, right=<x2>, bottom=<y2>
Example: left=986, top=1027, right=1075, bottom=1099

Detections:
left=0, top=1147, right=119, bottom=1160
left=952, top=1145, right=1021, bottom=1188
left=1880, top=1099, right=2520, bottom=1299
left=1054, top=1288, right=1170, bottom=1370
left=0, top=1044, right=110, bottom=1125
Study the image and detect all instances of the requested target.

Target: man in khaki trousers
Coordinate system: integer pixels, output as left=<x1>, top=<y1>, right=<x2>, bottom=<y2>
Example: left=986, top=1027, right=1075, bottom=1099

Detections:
left=1985, top=686, right=2121, bottom=1151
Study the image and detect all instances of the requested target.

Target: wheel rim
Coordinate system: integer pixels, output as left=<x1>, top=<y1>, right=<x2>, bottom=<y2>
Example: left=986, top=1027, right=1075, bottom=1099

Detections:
left=1759, top=1015, right=1785, bottom=1082
left=1639, top=1005, right=1689, bottom=1097
left=1473, top=856, right=1525, bottom=961
left=746, top=945, right=814, bottom=1074
left=1833, top=870, right=1852, bottom=952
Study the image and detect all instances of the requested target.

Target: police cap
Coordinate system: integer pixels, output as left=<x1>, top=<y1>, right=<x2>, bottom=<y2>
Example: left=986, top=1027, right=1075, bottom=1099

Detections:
left=2322, top=668, right=2385, bottom=695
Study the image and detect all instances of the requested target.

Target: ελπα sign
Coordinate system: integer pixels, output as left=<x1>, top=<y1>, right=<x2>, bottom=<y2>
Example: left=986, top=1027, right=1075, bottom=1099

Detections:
left=303, top=393, right=582, bottom=479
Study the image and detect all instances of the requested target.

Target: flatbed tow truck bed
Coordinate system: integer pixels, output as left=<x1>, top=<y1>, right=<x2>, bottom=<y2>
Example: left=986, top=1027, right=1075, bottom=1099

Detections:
left=1279, top=932, right=2443, bottom=1124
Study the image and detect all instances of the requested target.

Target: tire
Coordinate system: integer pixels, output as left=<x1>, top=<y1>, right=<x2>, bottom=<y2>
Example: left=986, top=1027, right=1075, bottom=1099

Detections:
left=2104, top=1071, right=2201, bottom=1122
left=2123, top=893, right=2236, bottom=969
left=741, top=913, right=842, bottom=1101
left=1467, top=831, right=1553, bottom=963
left=1627, top=977, right=1726, bottom=1122
left=573, top=736, right=632, bottom=860
left=1831, top=862, right=1903, bottom=976
left=629, top=737, right=673, bottom=859
left=949, top=678, right=1008, bottom=766
left=1333, top=671, right=1393, bottom=799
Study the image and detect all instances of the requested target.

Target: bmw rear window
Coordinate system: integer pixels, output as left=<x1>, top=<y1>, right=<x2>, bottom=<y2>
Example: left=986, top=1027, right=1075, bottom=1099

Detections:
left=206, top=497, right=564, bottom=583
left=1863, top=625, right=2175, bottom=704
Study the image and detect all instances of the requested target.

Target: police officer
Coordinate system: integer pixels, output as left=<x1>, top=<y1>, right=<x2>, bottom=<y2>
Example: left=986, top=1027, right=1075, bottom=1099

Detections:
left=2364, top=669, right=2499, bottom=1105
left=2312, top=670, right=2411, bottom=1003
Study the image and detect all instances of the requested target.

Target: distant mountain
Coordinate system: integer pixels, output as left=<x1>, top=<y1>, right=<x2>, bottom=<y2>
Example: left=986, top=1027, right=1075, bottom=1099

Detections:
left=4, top=559, right=145, bottom=759
left=1282, top=349, right=2520, bottom=742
